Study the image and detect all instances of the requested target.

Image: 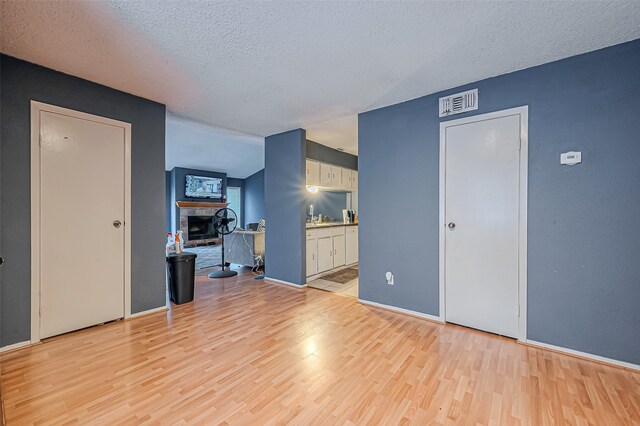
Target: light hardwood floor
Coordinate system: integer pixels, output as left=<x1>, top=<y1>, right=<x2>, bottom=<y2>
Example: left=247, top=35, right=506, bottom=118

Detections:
left=1, top=268, right=639, bottom=425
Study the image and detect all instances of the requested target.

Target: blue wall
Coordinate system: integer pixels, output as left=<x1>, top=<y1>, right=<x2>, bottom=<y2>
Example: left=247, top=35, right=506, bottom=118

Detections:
left=165, top=171, right=172, bottom=233
left=244, top=169, right=265, bottom=227
left=1, top=55, right=167, bottom=347
left=168, top=167, right=227, bottom=232
left=359, top=40, right=640, bottom=364
left=306, top=192, right=347, bottom=220
left=265, top=129, right=306, bottom=285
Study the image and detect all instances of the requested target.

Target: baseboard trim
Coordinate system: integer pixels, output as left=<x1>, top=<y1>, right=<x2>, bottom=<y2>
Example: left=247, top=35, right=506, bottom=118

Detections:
left=264, top=277, right=307, bottom=289
left=0, top=340, right=34, bottom=354
left=524, top=339, right=640, bottom=372
left=358, top=299, right=444, bottom=324
left=127, top=305, right=169, bottom=320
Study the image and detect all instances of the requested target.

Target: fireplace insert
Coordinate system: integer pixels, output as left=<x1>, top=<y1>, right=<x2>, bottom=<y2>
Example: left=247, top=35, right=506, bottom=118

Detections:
left=187, top=215, right=218, bottom=241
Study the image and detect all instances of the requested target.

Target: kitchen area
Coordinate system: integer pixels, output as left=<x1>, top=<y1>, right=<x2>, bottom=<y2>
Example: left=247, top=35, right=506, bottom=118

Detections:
left=305, top=158, right=359, bottom=297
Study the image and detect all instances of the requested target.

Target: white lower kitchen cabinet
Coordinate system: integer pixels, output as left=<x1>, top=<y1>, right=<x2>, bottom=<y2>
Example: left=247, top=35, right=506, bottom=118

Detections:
left=332, top=234, right=345, bottom=267
left=345, top=227, right=358, bottom=265
left=316, top=236, right=334, bottom=273
left=306, top=238, right=317, bottom=276
left=306, top=225, right=358, bottom=279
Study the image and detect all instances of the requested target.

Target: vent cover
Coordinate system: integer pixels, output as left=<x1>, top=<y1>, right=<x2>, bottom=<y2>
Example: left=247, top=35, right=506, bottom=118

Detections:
left=439, top=89, right=478, bottom=117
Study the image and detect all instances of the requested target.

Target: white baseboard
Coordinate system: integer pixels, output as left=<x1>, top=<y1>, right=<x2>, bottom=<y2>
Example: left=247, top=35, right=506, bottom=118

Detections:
left=127, top=305, right=168, bottom=320
left=524, top=339, right=639, bottom=372
left=358, top=299, right=444, bottom=324
left=0, top=340, right=33, bottom=354
left=264, top=277, right=307, bottom=289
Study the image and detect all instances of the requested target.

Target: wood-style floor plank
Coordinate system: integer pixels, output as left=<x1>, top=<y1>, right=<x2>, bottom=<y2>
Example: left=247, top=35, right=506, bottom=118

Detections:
left=1, top=267, right=639, bottom=425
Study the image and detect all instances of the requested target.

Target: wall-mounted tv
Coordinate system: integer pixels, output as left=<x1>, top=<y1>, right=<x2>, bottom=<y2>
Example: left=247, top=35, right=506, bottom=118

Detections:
left=185, top=175, right=223, bottom=199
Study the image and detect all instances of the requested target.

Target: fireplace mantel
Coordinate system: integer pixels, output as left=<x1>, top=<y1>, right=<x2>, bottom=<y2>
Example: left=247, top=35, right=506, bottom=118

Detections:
left=175, top=201, right=227, bottom=209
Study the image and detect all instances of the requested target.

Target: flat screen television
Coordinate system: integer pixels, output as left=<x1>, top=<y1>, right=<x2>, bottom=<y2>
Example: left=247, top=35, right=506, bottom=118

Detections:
left=185, top=175, right=223, bottom=199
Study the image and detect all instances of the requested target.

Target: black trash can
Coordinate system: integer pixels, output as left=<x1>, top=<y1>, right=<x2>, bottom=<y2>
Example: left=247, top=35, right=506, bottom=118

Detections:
left=166, top=252, right=198, bottom=304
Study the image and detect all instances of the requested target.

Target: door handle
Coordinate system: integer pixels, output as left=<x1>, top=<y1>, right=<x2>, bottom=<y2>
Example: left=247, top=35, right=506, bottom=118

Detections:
left=447, top=222, right=456, bottom=230
left=0, top=256, right=4, bottom=266
left=113, top=220, right=122, bottom=229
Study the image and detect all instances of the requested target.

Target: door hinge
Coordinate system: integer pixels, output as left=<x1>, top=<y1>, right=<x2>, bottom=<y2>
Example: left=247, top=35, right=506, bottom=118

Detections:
left=517, top=304, right=520, bottom=317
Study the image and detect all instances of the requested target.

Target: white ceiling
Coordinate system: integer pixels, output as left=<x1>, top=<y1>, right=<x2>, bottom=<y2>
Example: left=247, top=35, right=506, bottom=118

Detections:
left=3, top=1, right=640, bottom=159
left=166, top=115, right=264, bottom=178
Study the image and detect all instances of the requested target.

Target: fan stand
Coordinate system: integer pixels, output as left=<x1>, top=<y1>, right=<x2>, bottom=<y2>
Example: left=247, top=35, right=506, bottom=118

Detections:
left=208, top=230, right=238, bottom=279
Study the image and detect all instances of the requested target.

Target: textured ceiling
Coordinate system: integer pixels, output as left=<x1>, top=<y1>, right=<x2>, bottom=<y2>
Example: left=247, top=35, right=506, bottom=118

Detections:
left=165, top=115, right=264, bottom=178
left=3, top=1, right=640, bottom=156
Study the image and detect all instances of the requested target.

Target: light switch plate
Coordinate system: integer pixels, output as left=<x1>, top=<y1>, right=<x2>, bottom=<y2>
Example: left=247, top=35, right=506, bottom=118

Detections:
left=560, top=151, right=581, bottom=165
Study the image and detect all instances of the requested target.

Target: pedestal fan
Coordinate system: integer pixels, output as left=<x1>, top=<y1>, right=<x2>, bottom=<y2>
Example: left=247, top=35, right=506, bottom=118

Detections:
left=208, top=208, right=238, bottom=278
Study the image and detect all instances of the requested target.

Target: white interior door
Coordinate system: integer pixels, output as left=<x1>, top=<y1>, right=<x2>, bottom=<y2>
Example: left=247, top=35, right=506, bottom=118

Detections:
left=444, top=114, right=521, bottom=338
left=40, top=111, right=126, bottom=339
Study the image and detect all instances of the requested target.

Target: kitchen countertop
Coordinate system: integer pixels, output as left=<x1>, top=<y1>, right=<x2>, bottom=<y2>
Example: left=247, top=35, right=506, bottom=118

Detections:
left=306, top=222, right=358, bottom=229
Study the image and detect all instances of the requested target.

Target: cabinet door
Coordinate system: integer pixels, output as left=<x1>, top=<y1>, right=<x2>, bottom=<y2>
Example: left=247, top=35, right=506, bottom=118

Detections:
left=350, top=170, right=358, bottom=189
left=306, top=238, right=317, bottom=276
left=306, top=160, right=320, bottom=186
left=341, top=168, right=351, bottom=189
left=331, top=166, right=342, bottom=187
left=345, top=227, right=358, bottom=264
left=332, top=234, right=345, bottom=267
left=317, top=237, right=333, bottom=273
left=320, top=163, right=332, bottom=186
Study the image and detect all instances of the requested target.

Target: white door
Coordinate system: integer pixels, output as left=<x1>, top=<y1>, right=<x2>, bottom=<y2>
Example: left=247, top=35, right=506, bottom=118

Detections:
left=40, top=111, right=126, bottom=338
left=306, top=238, right=317, bottom=276
left=317, top=237, right=333, bottom=273
left=444, top=114, right=521, bottom=338
left=332, top=234, right=345, bottom=267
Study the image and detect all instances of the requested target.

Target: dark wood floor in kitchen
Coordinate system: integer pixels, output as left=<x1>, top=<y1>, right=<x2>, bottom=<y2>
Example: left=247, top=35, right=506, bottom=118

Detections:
left=1, top=266, right=638, bottom=424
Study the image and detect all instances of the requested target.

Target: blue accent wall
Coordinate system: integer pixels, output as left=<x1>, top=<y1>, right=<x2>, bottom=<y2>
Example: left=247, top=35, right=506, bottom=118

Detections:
left=165, top=171, right=172, bottom=233
left=1, top=55, right=167, bottom=347
left=306, top=192, right=347, bottom=220
left=265, top=129, right=306, bottom=285
left=244, top=169, right=265, bottom=227
left=358, top=40, right=640, bottom=364
left=168, top=167, right=227, bottom=232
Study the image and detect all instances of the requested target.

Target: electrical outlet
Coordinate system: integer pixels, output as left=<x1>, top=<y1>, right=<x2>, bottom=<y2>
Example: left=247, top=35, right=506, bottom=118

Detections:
left=385, top=271, right=394, bottom=285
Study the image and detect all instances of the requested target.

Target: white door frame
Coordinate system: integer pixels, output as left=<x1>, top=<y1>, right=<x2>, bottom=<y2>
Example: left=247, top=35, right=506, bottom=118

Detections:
left=439, top=106, right=528, bottom=342
left=30, top=101, right=132, bottom=343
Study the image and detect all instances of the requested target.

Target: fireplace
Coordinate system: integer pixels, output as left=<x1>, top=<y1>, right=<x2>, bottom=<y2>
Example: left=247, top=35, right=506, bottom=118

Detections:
left=176, top=201, right=227, bottom=246
left=187, top=215, right=218, bottom=241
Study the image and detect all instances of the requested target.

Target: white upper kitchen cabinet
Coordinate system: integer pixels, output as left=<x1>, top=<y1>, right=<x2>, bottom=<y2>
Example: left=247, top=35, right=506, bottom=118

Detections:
left=341, top=168, right=352, bottom=190
left=320, top=163, right=332, bottom=186
left=330, top=166, right=342, bottom=187
left=350, top=170, right=358, bottom=189
left=306, top=160, right=320, bottom=186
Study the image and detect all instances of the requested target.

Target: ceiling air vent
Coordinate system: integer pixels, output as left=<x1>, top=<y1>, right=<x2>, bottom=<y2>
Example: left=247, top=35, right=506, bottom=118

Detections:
left=439, top=89, right=478, bottom=118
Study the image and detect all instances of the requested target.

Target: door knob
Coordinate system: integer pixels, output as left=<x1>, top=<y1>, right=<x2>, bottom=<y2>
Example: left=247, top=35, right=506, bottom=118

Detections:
left=113, top=220, right=122, bottom=228
left=0, top=256, right=4, bottom=266
left=447, top=222, right=456, bottom=229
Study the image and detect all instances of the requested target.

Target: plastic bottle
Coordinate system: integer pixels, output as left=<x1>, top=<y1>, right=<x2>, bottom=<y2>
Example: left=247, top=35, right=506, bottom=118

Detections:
left=175, top=231, right=184, bottom=254
left=166, top=232, right=175, bottom=255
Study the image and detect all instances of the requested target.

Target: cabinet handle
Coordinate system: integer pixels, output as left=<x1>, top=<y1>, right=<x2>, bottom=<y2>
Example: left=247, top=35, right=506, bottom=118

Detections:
left=312, top=254, right=315, bottom=260
left=330, top=251, right=332, bottom=256
left=334, top=249, right=337, bottom=254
